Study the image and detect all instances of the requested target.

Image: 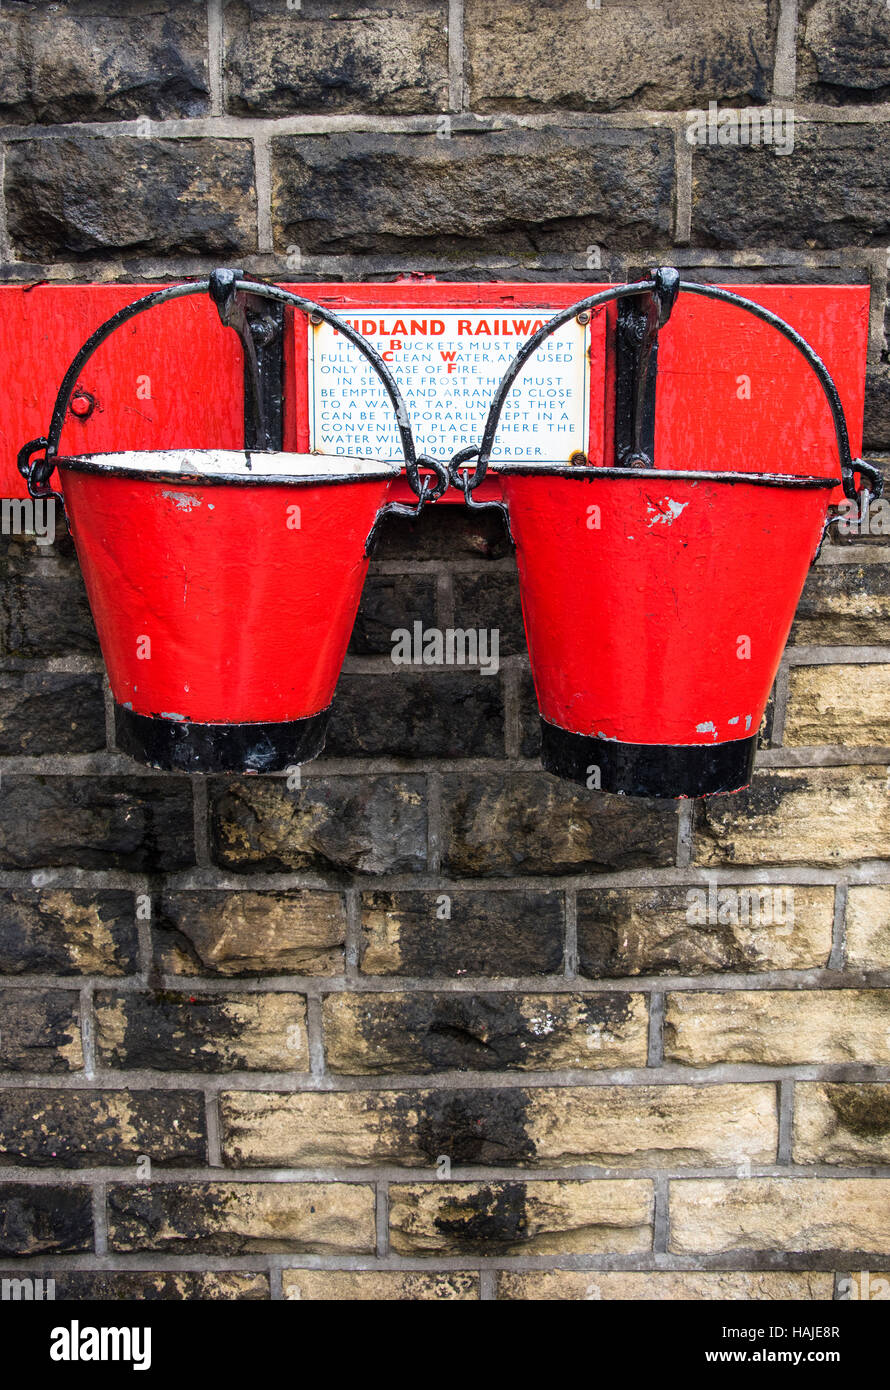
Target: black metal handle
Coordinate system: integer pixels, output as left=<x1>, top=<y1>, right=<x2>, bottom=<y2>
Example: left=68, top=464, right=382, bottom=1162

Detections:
left=456, top=271, right=881, bottom=503
left=18, top=275, right=450, bottom=508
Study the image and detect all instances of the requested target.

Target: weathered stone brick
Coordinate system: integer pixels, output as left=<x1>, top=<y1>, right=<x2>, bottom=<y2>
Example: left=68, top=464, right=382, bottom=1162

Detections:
left=498, top=1270, right=833, bottom=1300
left=271, top=127, right=674, bottom=257
left=442, top=773, right=677, bottom=876
left=518, top=665, right=542, bottom=758
left=784, top=664, right=890, bottom=746
left=7, top=137, right=257, bottom=262
left=798, top=0, right=890, bottom=103
left=670, top=1178, right=890, bottom=1253
left=95, top=990, right=309, bottom=1072
left=865, top=367, right=890, bottom=451
left=50, top=1271, right=269, bottom=1300
left=692, top=767, right=890, bottom=867
left=348, top=572, right=437, bottom=656
left=665, top=989, right=890, bottom=1065
left=0, top=1184, right=92, bottom=1255
left=0, top=988, right=82, bottom=1072
left=0, top=888, right=138, bottom=976
left=451, top=572, right=526, bottom=657
left=359, top=889, right=565, bottom=977
left=0, top=1089, right=205, bottom=1167
left=323, top=991, right=648, bottom=1073
left=372, top=507, right=512, bottom=562
left=0, top=0, right=209, bottom=123
left=326, top=672, right=505, bottom=759
left=793, top=1083, right=890, bottom=1165
left=389, top=1180, right=653, bottom=1255
left=0, top=536, right=98, bottom=658
left=692, top=124, right=890, bottom=248
left=577, top=884, right=833, bottom=977
left=156, top=890, right=345, bottom=977
left=790, top=565, right=890, bottom=644
left=466, top=0, right=777, bottom=111
left=282, top=1270, right=477, bottom=1300
left=220, top=1082, right=776, bottom=1168
left=210, top=776, right=427, bottom=874
left=846, top=885, right=890, bottom=970
left=108, top=1181, right=375, bottom=1254
left=0, top=673, right=105, bottom=755
left=0, top=777, right=194, bottom=871
left=224, top=0, right=448, bottom=114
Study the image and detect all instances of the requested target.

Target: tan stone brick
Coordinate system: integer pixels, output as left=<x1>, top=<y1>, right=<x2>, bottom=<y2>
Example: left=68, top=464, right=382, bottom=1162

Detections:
left=693, top=767, right=890, bottom=866
left=322, top=991, right=648, bottom=1073
left=108, top=1182, right=375, bottom=1254
left=389, top=1180, right=653, bottom=1255
left=220, top=1082, right=776, bottom=1168
left=793, top=1083, right=890, bottom=1165
left=784, top=665, right=890, bottom=746
left=95, top=991, right=309, bottom=1071
left=577, top=884, right=833, bottom=976
left=846, top=886, right=890, bottom=969
left=670, top=1178, right=890, bottom=1253
left=497, top=1271, right=834, bottom=1300
left=282, top=1270, right=478, bottom=1301
left=665, top=990, right=890, bottom=1065
left=158, top=890, right=346, bottom=976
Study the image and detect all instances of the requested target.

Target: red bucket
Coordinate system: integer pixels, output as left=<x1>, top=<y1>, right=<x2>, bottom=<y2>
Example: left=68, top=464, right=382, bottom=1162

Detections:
left=18, top=275, right=436, bottom=773
left=459, top=273, right=881, bottom=798
left=58, top=448, right=398, bottom=772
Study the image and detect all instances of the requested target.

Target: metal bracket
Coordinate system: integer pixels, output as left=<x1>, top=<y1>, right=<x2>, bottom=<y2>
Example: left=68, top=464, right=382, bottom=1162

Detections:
left=209, top=268, right=285, bottom=451
left=614, top=266, right=680, bottom=468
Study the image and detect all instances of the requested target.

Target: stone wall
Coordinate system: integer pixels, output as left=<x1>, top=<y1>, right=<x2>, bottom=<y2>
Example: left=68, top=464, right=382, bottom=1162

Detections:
left=0, top=0, right=889, bottom=1301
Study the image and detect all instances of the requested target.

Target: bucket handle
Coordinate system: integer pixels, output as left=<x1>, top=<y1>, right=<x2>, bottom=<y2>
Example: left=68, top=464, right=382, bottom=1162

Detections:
left=450, top=271, right=883, bottom=507
left=17, top=275, right=450, bottom=525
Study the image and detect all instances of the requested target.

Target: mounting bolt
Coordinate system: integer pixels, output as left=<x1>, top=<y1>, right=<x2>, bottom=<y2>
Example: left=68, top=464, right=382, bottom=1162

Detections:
left=69, top=389, right=95, bottom=419
left=309, top=311, right=324, bottom=326
left=569, top=451, right=588, bottom=467
left=576, top=311, right=590, bottom=325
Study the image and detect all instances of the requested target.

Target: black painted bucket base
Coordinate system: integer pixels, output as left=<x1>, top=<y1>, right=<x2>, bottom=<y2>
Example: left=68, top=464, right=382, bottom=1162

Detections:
left=114, top=703, right=330, bottom=774
left=540, top=718, right=757, bottom=799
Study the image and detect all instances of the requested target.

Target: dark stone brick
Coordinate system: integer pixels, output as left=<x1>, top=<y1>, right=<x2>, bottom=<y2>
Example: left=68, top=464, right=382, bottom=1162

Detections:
left=410, top=1088, right=534, bottom=1164
left=323, top=989, right=646, bottom=1072
left=791, top=564, right=890, bottom=645
left=466, top=0, right=777, bottom=112
left=0, top=672, right=105, bottom=755
left=271, top=127, right=675, bottom=257
left=0, top=537, right=98, bottom=658
left=359, top=889, right=565, bottom=976
left=224, top=0, right=448, bottom=115
left=518, top=664, right=542, bottom=758
left=692, top=124, right=890, bottom=249
left=0, top=0, right=210, bottom=124
left=95, top=989, right=308, bottom=1072
left=210, top=776, right=428, bottom=874
left=7, top=137, right=257, bottom=262
left=372, top=507, right=513, bottom=562
left=0, top=887, right=138, bottom=976
left=0, top=1184, right=92, bottom=1255
left=50, top=1270, right=270, bottom=1300
left=0, top=988, right=82, bottom=1072
left=348, top=572, right=437, bottom=655
left=451, top=571, right=526, bottom=657
left=865, top=367, right=890, bottom=452
left=0, top=777, right=195, bottom=871
left=326, top=672, right=504, bottom=759
left=0, top=1089, right=205, bottom=1167
left=441, top=772, right=677, bottom=876
left=799, top=0, right=890, bottom=104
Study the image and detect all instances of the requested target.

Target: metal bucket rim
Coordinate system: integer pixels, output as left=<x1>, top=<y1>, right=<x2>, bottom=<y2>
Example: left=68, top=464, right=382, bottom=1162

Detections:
left=486, top=462, right=841, bottom=490
left=54, top=448, right=401, bottom=486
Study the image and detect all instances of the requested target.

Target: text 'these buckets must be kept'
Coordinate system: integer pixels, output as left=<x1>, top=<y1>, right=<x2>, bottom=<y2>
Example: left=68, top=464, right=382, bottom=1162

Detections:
left=454, top=271, right=882, bottom=799
left=16, top=276, right=436, bottom=774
